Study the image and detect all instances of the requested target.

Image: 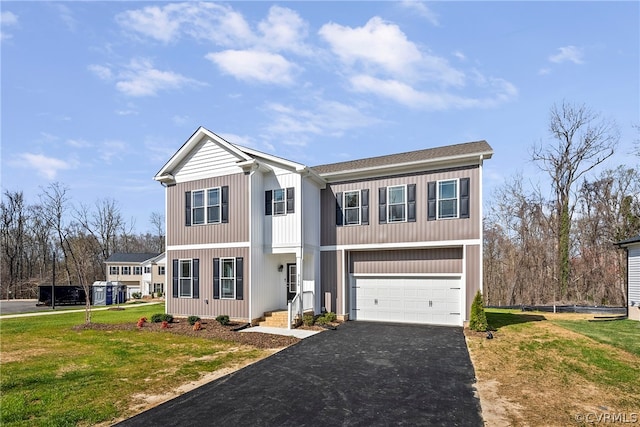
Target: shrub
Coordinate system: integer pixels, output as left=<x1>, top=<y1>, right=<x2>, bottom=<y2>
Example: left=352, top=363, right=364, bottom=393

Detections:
left=136, top=317, right=147, bottom=328
left=161, top=320, right=170, bottom=329
left=315, top=311, right=337, bottom=325
left=187, top=315, right=201, bottom=326
left=131, top=292, right=142, bottom=299
left=151, top=313, right=174, bottom=323
left=302, top=313, right=315, bottom=327
left=216, top=314, right=230, bottom=326
left=469, top=291, right=488, bottom=332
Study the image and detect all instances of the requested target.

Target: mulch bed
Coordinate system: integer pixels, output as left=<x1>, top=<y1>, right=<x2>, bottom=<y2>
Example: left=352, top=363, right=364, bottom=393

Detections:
left=73, top=319, right=302, bottom=349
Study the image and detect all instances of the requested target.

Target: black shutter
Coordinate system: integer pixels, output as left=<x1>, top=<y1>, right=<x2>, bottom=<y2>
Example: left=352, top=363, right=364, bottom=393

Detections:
left=172, top=259, right=178, bottom=298
left=213, top=258, right=220, bottom=299
left=185, top=192, right=192, bottom=226
left=407, top=184, right=416, bottom=222
left=361, top=189, right=369, bottom=225
left=286, top=187, right=295, bottom=214
left=221, top=186, right=229, bottom=223
left=335, top=192, right=343, bottom=226
left=265, top=190, right=272, bottom=216
left=427, top=181, right=437, bottom=221
left=460, top=178, right=470, bottom=219
left=378, top=187, right=387, bottom=224
left=192, top=259, right=199, bottom=299
left=235, top=257, right=244, bottom=300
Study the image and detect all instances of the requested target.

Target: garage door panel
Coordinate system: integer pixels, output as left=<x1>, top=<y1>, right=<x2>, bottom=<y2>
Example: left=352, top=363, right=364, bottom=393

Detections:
left=351, top=276, right=461, bottom=326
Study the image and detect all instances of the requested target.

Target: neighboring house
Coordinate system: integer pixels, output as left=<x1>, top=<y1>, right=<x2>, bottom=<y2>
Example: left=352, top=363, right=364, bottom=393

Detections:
left=154, top=126, right=493, bottom=327
left=142, top=253, right=167, bottom=297
left=105, top=253, right=163, bottom=298
left=616, top=234, right=640, bottom=321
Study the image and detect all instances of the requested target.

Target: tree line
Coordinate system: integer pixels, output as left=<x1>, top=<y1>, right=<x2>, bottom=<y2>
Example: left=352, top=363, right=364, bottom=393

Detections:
left=484, top=101, right=640, bottom=307
left=1, top=182, right=164, bottom=307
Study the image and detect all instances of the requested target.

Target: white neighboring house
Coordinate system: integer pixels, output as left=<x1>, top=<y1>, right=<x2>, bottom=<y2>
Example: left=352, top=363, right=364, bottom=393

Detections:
left=617, top=234, right=640, bottom=321
left=105, top=253, right=164, bottom=299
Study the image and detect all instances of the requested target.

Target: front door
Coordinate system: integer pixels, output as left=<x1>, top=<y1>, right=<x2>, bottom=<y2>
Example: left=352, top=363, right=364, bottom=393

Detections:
left=287, top=263, right=297, bottom=301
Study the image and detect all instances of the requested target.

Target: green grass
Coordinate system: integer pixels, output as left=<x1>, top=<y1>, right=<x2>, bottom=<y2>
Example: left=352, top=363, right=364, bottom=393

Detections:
left=0, top=305, right=267, bottom=427
left=552, top=318, right=640, bottom=357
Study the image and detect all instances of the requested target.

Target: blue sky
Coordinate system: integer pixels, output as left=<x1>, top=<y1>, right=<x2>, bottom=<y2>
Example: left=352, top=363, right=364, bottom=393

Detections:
left=2, top=1, right=638, bottom=233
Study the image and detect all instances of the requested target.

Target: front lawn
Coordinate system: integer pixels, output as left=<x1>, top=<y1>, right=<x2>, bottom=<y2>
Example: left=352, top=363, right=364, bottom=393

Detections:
left=466, top=309, right=640, bottom=426
left=0, top=306, right=272, bottom=426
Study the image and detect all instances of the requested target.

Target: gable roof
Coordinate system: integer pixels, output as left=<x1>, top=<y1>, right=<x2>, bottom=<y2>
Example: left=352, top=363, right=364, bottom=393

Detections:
left=617, top=234, right=640, bottom=247
left=311, top=140, right=493, bottom=178
left=105, top=253, right=161, bottom=263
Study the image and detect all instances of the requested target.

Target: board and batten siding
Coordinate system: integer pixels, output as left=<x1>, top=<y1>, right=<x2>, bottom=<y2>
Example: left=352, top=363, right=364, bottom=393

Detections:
left=320, top=250, right=343, bottom=316
left=166, top=248, right=249, bottom=320
left=166, top=173, right=249, bottom=247
left=349, top=248, right=463, bottom=275
left=263, top=168, right=302, bottom=251
left=320, top=166, right=481, bottom=247
left=465, top=244, right=482, bottom=317
left=629, top=246, right=640, bottom=306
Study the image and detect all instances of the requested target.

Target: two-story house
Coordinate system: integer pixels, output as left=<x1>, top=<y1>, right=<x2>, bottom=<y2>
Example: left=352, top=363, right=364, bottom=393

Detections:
left=155, top=127, right=492, bottom=327
left=105, top=252, right=164, bottom=298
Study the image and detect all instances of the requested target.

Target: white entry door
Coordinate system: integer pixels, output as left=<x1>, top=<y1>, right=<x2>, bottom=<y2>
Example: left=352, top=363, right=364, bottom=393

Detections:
left=351, top=276, right=462, bottom=326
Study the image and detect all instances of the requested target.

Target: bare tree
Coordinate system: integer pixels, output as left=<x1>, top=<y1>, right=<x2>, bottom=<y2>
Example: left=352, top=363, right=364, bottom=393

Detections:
left=532, top=101, right=619, bottom=300
left=149, top=211, right=165, bottom=253
left=1, top=191, right=27, bottom=299
left=75, top=198, right=124, bottom=262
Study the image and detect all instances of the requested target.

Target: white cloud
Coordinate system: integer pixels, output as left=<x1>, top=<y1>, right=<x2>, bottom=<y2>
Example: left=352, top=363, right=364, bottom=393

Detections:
left=116, top=2, right=254, bottom=46
left=264, top=98, right=379, bottom=144
left=66, top=138, right=92, bottom=148
left=1, top=11, right=19, bottom=41
left=111, top=58, right=204, bottom=97
left=14, top=153, right=75, bottom=179
left=206, top=50, right=297, bottom=85
left=319, top=17, right=464, bottom=86
left=172, top=115, right=190, bottom=126
left=350, top=74, right=517, bottom=110
left=548, top=45, right=584, bottom=64
left=88, top=64, right=113, bottom=80
left=453, top=51, right=466, bottom=61
left=56, top=4, right=77, bottom=32
left=399, top=1, right=440, bottom=26
left=99, top=140, right=128, bottom=163
left=257, top=6, right=311, bottom=55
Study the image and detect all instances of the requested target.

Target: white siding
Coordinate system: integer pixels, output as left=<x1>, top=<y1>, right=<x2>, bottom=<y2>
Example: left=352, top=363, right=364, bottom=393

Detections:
left=174, top=137, right=243, bottom=182
left=263, top=166, right=301, bottom=251
left=629, top=246, right=640, bottom=307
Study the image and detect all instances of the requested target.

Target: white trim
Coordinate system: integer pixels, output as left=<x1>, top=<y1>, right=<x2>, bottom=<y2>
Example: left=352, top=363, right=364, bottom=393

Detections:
left=436, top=178, right=460, bottom=220
left=167, top=241, right=250, bottom=251
left=343, top=189, right=362, bottom=226
left=351, top=273, right=462, bottom=278
left=219, top=257, right=236, bottom=300
left=387, top=184, right=408, bottom=223
left=479, top=155, right=484, bottom=293
left=320, top=239, right=481, bottom=252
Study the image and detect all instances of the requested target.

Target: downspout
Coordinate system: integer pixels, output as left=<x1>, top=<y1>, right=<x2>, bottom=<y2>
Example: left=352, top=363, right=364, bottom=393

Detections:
left=160, top=180, right=169, bottom=315
left=248, top=169, right=254, bottom=324
left=478, top=154, right=484, bottom=295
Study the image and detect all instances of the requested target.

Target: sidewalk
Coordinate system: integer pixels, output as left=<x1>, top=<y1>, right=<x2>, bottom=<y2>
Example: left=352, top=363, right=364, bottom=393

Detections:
left=0, top=301, right=163, bottom=319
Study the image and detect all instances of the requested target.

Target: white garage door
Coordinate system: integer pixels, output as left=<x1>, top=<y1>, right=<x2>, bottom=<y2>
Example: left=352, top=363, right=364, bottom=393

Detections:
left=351, top=276, right=462, bottom=326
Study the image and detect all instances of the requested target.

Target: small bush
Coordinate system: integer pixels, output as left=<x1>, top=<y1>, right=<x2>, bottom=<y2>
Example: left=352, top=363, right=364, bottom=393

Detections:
left=315, top=311, right=337, bottom=325
left=161, top=320, right=170, bottom=329
left=216, top=314, right=230, bottom=326
left=131, top=292, right=142, bottom=299
left=136, top=317, right=147, bottom=328
left=151, top=313, right=174, bottom=323
left=187, top=316, right=201, bottom=326
left=302, top=313, right=315, bottom=327
left=469, top=291, right=488, bottom=332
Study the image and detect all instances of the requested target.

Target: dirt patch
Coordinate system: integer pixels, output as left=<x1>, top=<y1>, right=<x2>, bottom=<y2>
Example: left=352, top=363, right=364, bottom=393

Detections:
left=466, top=312, right=640, bottom=426
left=73, top=318, right=302, bottom=349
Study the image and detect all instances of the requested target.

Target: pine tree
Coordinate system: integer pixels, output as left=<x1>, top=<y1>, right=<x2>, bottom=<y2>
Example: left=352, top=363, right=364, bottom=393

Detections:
left=469, top=291, right=488, bottom=332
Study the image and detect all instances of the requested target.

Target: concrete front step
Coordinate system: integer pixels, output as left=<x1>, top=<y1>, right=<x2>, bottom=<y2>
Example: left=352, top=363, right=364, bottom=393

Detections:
left=258, top=310, right=290, bottom=328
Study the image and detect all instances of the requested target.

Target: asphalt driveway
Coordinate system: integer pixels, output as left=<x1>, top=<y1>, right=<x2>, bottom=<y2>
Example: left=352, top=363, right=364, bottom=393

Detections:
left=117, top=322, right=483, bottom=426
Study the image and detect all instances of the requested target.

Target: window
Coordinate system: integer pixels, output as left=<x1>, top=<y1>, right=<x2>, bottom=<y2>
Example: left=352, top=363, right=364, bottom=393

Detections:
left=134, top=266, right=142, bottom=275
left=121, top=266, right=131, bottom=275
left=109, top=266, right=119, bottom=275
left=379, top=184, right=416, bottom=224
left=179, top=259, right=193, bottom=297
left=153, top=283, right=164, bottom=294
left=144, top=266, right=151, bottom=274
left=213, top=257, right=244, bottom=300
left=344, top=191, right=361, bottom=225
left=273, top=189, right=286, bottom=216
left=172, top=260, right=198, bottom=299
left=221, top=258, right=236, bottom=299
left=265, top=188, right=294, bottom=215
left=158, top=266, right=165, bottom=275
left=336, top=189, right=369, bottom=226
left=192, top=188, right=220, bottom=225
left=185, top=186, right=228, bottom=226
left=388, top=186, right=406, bottom=222
left=427, top=177, right=469, bottom=221
left=438, top=180, right=458, bottom=219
